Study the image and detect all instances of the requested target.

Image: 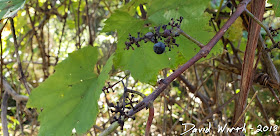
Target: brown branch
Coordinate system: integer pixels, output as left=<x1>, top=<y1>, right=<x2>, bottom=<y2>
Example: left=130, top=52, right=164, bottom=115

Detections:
left=26, top=6, right=50, bottom=79
left=233, top=0, right=265, bottom=130
left=145, top=103, right=154, bottom=136
left=18, top=14, right=49, bottom=44
left=127, top=0, right=251, bottom=117
left=85, top=0, right=94, bottom=46
left=0, top=20, right=7, bottom=103
left=16, top=102, right=24, bottom=135
left=77, top=0, right=82, bottom=49
left=1, top=78, right=29, bottom=102
left=177, top=75, right=196, bottom=92
left=55, top=1, right=70, bottom=65
left=268, top=86, right=280, bottom=103
left=228, top=40, right=243, bottom=65
left=9, top=18, right=31, bottom=94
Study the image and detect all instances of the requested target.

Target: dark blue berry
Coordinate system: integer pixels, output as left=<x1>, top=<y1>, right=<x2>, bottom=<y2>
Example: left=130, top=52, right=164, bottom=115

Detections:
left=153, top=42, right=165, bottom=54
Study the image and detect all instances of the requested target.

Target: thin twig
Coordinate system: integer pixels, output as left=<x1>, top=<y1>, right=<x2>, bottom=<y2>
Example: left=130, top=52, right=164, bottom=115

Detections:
left=268, top=87, right=280, bottom=103
left=16, top=102, right=24, bottom=135
left=245, top=9, right=276, bottom=45
left=77, top=0, right=82, bottom=49
left=55, top=2, right=69, bottom=65
left=127, top=89, right=146, bottom=98
left=215, top=0, right=224, bottom=21
left=0, top=20, right=8, bottom=102
left=102, top=0, right=112, bottom=14
left=1, top=78, right=29, bottom=102
left=85, top=0, right=94, bottom=46
left=9, top=18, right=31, bottom=94
left=233, top=91, right=258, bottom=127
left=26, top=7, right=50, bottom=79
left=178, top=28, right=204, bottom=48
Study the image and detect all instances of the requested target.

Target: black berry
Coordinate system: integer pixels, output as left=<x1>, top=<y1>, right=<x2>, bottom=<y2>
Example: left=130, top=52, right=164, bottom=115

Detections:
left=153, top=42, right=165, bottom=54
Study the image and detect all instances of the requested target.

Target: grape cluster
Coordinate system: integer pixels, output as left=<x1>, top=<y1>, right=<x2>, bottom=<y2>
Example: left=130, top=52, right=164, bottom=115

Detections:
left=269, top=27, right=279, bottom=37
left=264, top=27, right=280, bottom=52
left=108, top=94, right=137, bottom=130
left=102, top=81, right=137, bottom=130
left=125, top=16, right=184, bottom=54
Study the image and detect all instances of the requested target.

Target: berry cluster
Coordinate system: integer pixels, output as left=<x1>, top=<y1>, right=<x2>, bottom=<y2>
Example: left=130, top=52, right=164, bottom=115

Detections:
left=102, top=82, right=115, bottom=93
left=108, top=94, right=137, bottom=130
left=264, top=27, right=280, bottom=52
left=125, top=17, right=184, bottom=54
left=102, top=81, right=137, bottom=130
left=269, top=27, right=279, bottom=37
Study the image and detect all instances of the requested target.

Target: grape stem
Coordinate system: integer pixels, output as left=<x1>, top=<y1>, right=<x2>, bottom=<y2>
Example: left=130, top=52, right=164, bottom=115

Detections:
left=244, top=9, right=276, bottom=45
left=215, top=0, right=224, bottom=22
left=178, top=28, right=204, bottom=48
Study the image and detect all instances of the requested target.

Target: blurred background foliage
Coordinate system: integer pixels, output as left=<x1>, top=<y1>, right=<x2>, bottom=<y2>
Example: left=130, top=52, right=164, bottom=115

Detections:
left=0, top=0, right=280, bottom=135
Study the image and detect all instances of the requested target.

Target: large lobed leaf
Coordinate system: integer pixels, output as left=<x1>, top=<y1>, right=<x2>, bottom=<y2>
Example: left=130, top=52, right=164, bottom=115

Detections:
left=269, top=0, right=280, bottom=17
left=0, top=0, right=25, bottom=20
left=103, top=0, right=219, bottom=84
left=27, top=46, right=114, bottom=136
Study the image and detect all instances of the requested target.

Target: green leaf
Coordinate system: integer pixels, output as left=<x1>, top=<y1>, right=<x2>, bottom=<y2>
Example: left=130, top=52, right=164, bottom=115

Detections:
left=27, top=46, right=114, bottom=136
left=0, top=0, right=26, bottom=20
left=269, top=0, right=280, bottom=17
